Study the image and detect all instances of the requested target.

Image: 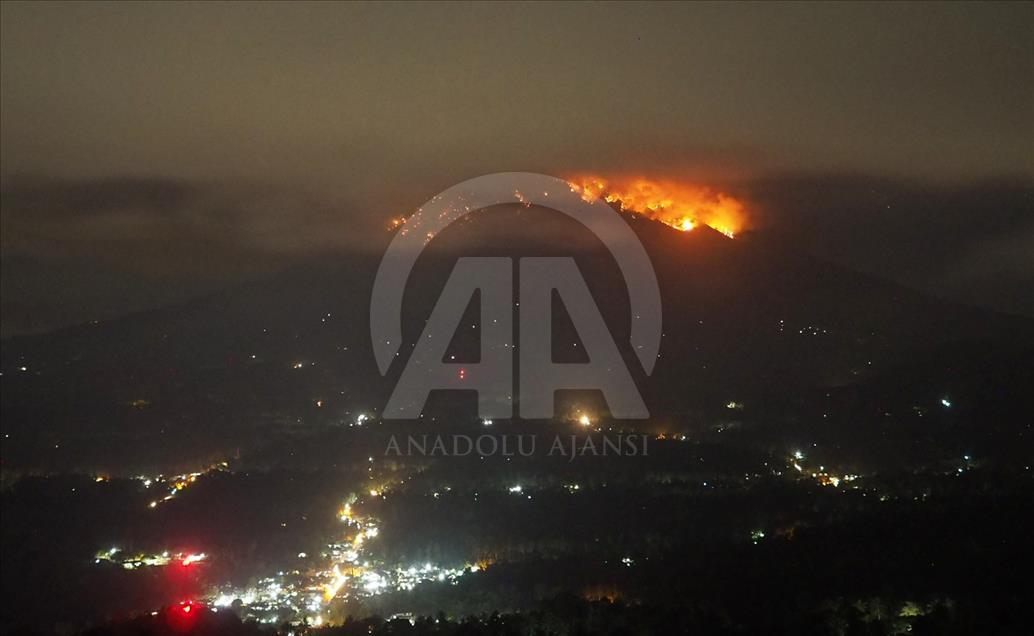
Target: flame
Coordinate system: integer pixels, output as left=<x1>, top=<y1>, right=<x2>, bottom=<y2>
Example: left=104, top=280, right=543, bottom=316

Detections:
left=568, top=175, right=746, bottom=238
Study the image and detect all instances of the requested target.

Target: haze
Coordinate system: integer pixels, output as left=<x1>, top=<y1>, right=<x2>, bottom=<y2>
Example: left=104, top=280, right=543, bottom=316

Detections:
left=2, top=2, right=1032, bottom=333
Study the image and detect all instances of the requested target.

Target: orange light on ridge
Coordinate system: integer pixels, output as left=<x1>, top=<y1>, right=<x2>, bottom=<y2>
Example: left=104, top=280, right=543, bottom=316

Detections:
left=567, top=175, right=746, bottom=238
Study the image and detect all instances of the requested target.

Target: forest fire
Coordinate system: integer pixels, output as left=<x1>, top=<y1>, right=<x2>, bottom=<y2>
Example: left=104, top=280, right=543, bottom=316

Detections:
left=567, top=175, right=746, bottom=238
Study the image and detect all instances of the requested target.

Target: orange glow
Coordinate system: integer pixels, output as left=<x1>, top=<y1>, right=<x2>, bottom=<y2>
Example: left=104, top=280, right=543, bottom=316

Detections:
left=568, top=175, right=746, bottom=238
left=583, top=584, right=622, bottom=602
left=323, top=565, right=348, bottom=601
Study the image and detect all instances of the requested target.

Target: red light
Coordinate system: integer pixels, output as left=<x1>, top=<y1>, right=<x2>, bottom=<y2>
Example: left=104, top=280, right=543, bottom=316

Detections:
left=169, top=601, right=201, bottom=631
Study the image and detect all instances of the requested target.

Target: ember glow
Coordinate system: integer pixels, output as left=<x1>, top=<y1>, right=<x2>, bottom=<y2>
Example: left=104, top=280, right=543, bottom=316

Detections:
left=567, top=175, right=746, bottom=238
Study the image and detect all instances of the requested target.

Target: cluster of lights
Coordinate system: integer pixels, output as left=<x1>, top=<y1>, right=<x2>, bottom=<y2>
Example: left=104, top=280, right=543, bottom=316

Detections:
left=95, top=548, right=207, bottom=570
left=788, top=450, right=859, bottom=488
left=394, top=563, right=479, bottom=591
left=653, top=433, right=689, bottom=442
left=141, top=462, right=229, bottom=509
left=113, top=462, right=495, bottom=628
left=203, top=493, right=486, bottom=627
left=797, top=325, right=829, bottom=336
left=205, top=497, right=383, bottom=623
left=210, top=576, right=312, bottom=623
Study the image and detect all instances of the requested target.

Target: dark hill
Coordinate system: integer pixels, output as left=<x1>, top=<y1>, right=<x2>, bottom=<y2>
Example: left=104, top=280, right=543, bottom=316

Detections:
left=2, top=204, right=1031, bottom=472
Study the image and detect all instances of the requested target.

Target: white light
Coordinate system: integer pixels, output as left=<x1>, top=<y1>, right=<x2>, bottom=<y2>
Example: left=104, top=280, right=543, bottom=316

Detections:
left=941, top=398, right=952, bottom=408
left=362, top=571, right=386, bottom=593
left=507, top=485, right=523, bottom=494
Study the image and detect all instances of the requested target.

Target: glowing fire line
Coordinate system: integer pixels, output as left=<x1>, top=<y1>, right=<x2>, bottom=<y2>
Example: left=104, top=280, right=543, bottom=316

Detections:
left=567, top=175, right=745, bottom=238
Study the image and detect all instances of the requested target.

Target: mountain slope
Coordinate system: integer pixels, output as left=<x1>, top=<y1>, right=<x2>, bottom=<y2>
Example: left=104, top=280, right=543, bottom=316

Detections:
left=2, top=205, right=1031, bottom=471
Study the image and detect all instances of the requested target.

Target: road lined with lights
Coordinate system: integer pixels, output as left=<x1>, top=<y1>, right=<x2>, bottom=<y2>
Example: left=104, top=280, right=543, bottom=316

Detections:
left=204, top=481, right=484, bottom=625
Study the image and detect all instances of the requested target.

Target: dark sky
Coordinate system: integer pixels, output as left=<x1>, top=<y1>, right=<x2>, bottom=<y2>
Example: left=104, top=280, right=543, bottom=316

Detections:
left=1, top=2, right=1032, bottom=334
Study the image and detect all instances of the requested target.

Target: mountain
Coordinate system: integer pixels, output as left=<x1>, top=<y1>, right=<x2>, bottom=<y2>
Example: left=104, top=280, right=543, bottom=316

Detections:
left=3, top=204, right=1032, bottom=473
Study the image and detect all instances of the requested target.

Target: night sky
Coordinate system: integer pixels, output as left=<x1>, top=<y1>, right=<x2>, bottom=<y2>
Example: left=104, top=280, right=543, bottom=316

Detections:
left=2, top=2, right=1032, bottom=334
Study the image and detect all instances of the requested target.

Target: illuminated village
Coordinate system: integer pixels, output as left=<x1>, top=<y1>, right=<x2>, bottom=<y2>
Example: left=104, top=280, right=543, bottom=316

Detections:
left=41, top=368, right=1005, bottom=634
left=3, top=189, right=1029, bottom=633
left=3, top=2, right=1031, bottom=633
